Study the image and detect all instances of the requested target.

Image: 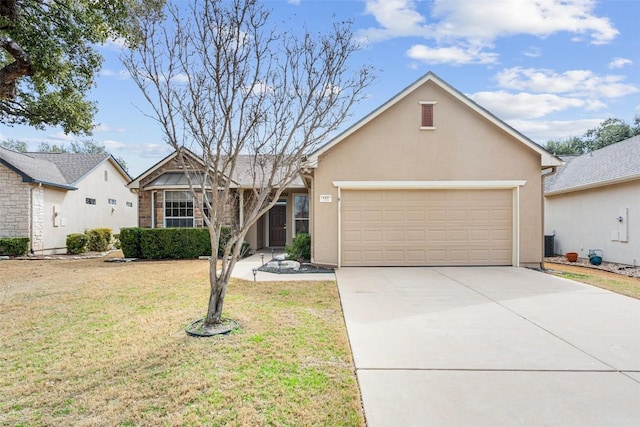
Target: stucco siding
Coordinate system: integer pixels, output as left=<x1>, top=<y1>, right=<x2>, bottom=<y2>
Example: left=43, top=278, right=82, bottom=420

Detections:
left=545, top=180, right=640, bottom=265
left=311, top=80, right=543, bottom=266
left=40, top=161, right=138, bottom=254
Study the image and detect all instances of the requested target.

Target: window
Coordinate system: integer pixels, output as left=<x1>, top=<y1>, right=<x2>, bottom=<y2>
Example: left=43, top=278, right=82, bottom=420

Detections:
left=294, top=194, right=309, bottom=235
left=108, top=199, right=117, bottom=205
left=126, top=201, right=133, bottom=208
left=419, top=101, right=436, bottom=129
left=86, top=198, right=96, bottom=205
left=104, top=171, right=108, bottom=181
left=164, top=191, right=194, bottom=227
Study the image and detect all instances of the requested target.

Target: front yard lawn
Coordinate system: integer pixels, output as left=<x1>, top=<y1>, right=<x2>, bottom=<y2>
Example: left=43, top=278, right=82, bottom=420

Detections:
left=0, top=255, right=364, bottom=426
left=545, top=262, right=640, bottom=300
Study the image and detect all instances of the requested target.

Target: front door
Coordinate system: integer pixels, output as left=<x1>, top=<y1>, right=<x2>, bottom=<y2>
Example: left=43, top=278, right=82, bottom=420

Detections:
left=269, top=204, right=287, bottom=246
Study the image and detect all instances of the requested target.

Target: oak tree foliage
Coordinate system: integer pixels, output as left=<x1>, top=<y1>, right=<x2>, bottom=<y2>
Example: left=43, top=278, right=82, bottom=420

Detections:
left=0, top=0, right=162, bottom=135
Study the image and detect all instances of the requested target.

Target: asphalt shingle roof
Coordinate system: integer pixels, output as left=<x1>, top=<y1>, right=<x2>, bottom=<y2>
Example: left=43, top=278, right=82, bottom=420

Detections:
left=0, top=147, right=110, bottom=189
left=545, top=135, right=640, bottom=195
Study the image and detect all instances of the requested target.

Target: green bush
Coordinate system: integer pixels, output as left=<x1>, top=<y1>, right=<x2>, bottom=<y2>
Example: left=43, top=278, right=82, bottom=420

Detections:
left=0, top=237, right=29, bottom=256
left=86, top=228, right=112, bottom=252
left=118, top=227, right=251, bottom=260
left=119, top=228, right=142, bottom=258
left=285, top=232, right=311, bottom=261
left=66, top=233, right=89, bottom=255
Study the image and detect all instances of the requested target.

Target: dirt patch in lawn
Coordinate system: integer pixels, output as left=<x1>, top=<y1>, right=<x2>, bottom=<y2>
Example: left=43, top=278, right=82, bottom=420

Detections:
left=0, top=254, right=364, bottom=426
left=545, top=262, right=640, bottom=300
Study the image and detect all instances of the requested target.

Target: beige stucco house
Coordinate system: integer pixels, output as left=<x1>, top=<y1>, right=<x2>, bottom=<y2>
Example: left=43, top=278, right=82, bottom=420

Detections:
left=545, top=135, right=640, bottom=265
left=130, top=72, right=560, bottom=268
left=0, top=147, right=138, bottom=254
left=303, top=72, right=561, bottom=268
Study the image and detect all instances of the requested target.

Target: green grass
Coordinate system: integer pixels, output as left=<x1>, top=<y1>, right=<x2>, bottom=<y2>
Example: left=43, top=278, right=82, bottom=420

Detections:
left=0, top=257, right=364, bottom=426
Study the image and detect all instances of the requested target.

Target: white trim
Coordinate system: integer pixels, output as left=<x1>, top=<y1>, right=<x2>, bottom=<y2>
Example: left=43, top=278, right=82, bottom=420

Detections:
left=333, top=180, right=525, bottom=267
left=513, top=187, right=520, bottom=267
left=332, top=180, right=526, bottom=190
left=337, top=186, right=342, bottom=268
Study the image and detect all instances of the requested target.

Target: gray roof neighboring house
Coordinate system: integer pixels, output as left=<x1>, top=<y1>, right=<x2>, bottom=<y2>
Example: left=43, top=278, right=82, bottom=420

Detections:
left=0, top=147, right=119, bottom=190
left=545, top=135, right=640, bottom=195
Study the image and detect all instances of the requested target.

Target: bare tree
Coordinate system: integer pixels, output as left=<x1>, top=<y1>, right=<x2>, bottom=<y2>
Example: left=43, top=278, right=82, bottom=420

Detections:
left=123, top=0, right=374, bottom=333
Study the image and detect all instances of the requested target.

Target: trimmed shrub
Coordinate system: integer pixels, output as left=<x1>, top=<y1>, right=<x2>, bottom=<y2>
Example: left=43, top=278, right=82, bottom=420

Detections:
left=66, top=233, right=89, bottom=255
left=285, top=232, right=311, bottom=261
left=86, top=228, right=112, bottom=252
left=118, top=227, right=251, bottom=260
left=0, top=237, right=30, bottom=256
left=119, top=227, right=142, bottom=258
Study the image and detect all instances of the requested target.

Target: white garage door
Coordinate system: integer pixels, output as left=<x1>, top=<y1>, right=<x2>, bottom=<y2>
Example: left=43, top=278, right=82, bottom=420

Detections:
left=341, top=189, right=513, bottom=266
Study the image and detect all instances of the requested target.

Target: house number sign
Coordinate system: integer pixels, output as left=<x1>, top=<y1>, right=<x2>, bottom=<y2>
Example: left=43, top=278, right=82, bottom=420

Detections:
left=319, top=195, right=332, bottom=203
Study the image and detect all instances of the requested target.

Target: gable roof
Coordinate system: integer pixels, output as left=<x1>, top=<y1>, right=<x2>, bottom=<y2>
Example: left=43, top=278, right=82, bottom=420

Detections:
left=129, top=148, right=305, bottom=189
left=0, top=147, right=128, bottom=190
left=304, top=71, right=562, bottom=168
left=545, top=135, right=640, bottom=196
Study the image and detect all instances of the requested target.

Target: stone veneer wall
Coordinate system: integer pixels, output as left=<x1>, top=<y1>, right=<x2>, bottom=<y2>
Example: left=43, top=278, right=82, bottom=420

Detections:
left=0, top=166, right=30, bottom=239
left=31, top=185, right=44, bottom=251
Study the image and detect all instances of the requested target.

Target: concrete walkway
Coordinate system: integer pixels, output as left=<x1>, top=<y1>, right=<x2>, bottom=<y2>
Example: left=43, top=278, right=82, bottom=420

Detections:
left=337, top=267, right=640, bottom=426
left=230, top=252, right=335, bottom=282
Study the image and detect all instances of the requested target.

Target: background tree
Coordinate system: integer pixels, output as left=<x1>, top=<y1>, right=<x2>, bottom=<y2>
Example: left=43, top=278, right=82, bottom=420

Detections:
left=545, top=115, right=640, bottom=155
left=0, top=0, right=162, bottom=135
left=0, top=138, right=128, bottom=172
left=0, top=137, right=26, bottom=151
left=123, top=0, right=375, bottom=333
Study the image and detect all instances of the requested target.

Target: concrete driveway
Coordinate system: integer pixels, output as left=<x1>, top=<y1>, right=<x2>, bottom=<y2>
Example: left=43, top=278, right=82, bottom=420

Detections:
left=336, top=267, right=640, bottom=426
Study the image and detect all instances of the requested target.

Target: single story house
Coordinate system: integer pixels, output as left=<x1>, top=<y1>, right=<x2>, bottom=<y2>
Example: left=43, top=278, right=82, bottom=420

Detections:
left=0, top=147, right=138, bottom=254
left=129, top=72, right=561, bottom=268
left=544, top=135, right=640, bottom=265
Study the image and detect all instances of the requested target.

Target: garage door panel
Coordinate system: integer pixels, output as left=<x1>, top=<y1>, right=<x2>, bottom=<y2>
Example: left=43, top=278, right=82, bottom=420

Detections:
left=342, top=189, right=513, bottom=266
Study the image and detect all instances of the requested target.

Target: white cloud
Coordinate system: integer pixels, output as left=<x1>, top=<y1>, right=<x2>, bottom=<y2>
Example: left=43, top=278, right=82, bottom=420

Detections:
left=100, top=69, right=131, bottom=80
left=287, top=0, right=301, bottom=4
left=359, top=0, right=619, bottom=66
left=522, top=46, right=542, bottom=58
left=407, top=44, right=498, bottom=65
left=101, top=37, right=128, bottom=51
left=49, top=132, right=74, bottom=142
left=609, top=57, right=633, bottom=69
left=93, top=124, right=126, bottom=133
left=469, top=90, right=604, bottom=120
left=496, top=67, right=639, bottom=98
left=509, top=118, right=604, bottom=142
left=103, top=140, right=127, bottom=150
left=360, top=0, right=431, bottom=43
left=429, top=0, right=618, bottom=44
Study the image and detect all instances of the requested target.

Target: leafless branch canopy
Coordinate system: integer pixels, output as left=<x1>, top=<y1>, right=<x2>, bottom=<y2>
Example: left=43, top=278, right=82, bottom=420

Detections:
left=122, top=0, right=375, bottom=326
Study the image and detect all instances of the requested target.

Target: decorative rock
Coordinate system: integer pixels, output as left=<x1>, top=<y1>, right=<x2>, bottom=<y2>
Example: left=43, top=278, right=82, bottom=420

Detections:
left=266, top=260, right=300, bottom=270
left=0, top=256, right=9, bottom=261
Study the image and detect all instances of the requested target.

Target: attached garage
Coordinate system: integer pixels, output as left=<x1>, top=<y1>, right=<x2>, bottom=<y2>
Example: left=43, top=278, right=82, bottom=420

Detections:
left=337, top=183, right=523, bottom=267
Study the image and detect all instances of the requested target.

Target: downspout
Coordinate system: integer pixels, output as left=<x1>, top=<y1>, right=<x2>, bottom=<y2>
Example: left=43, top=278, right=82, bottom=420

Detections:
left=540, top=166, right=558, bottom=267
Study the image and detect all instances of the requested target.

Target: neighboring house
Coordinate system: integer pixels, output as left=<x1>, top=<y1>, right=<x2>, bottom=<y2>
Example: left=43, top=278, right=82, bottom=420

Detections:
left=130, top=72, right=561, bottom=268
left=0, top=147, right=138, bottom=254
left=544, top=135, right=640, bottom=265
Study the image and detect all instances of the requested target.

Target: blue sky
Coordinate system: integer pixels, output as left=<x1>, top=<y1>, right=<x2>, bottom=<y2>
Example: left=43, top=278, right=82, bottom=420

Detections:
left=1, top=0, right=638, bottom=177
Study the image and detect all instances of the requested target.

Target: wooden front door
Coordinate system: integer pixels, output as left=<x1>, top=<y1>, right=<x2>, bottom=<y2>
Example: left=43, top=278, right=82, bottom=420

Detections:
left=269, top=204, right=287, bottom=247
